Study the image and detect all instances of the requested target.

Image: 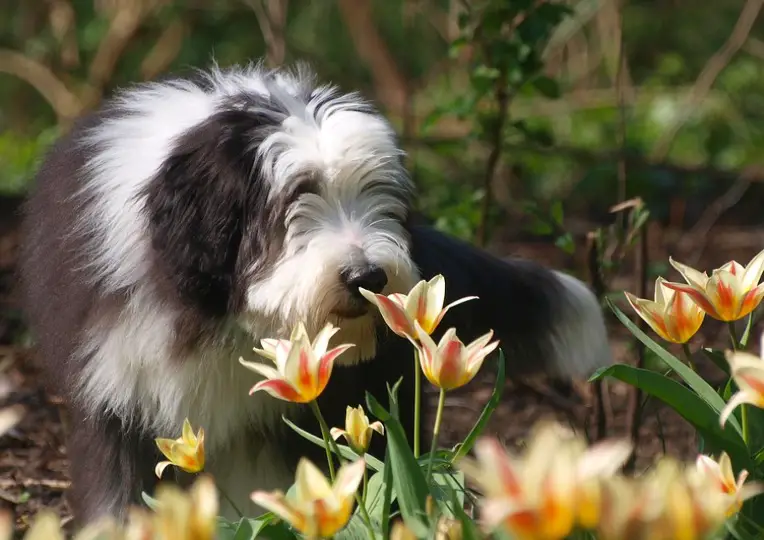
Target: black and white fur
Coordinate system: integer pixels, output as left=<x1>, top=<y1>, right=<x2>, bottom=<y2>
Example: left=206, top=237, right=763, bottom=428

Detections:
left=18, top=62, right=611, bottom=527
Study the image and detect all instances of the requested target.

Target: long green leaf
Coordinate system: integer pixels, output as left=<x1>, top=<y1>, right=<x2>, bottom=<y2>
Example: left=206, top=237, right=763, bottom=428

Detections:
left=381, top=446, right=394, bottom=540
left=607, top=299, right=743, bottom=436
left=451, top=351, right=505, bottom=464
left=591, top=365, right=751, bottom=468
left=366, top=391, right=430, bottom=536
left=281, top=415, right=384, bottom=471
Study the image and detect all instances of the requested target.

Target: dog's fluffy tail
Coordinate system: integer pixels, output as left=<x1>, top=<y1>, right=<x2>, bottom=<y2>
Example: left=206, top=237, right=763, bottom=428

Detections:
left=409, top=223, right=611, bottom=379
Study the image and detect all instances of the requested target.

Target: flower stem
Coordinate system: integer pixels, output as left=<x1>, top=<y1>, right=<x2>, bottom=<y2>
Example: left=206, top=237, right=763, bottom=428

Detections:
left=309, top=400, right=336, bottom=482
left=414, top=349, right=422, bottom=458
left=426, top=389, right=446, bottom=484
left=728, top=321, right=739, bottom=350
left=218, top=486, right=245, bottom=519
left=681, top=343, right=695, bottom=371
left=727, top=322, right=750, bottom=446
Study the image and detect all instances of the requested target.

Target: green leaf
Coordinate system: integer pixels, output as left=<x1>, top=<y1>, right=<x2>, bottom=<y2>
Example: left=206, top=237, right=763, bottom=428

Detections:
left=281, top=415, right=384, bottom=472
left=366, top=390, right=430, bottom=536
left=555, top=232, right=575, bottom=255
left=429, top=470, right=466, bottom=518
left=452, top=351, right=505, bottom=463
left=607, top=299, right=744, bottom=436
left=532, top=75, right=561, bottom=99
left=365, top=469, right=397, bottom=526
left=591, top=364, right=750, bottom=468
left=381, top=445, right=395, bottom=539
left=335, top=515, right=379, bottom=540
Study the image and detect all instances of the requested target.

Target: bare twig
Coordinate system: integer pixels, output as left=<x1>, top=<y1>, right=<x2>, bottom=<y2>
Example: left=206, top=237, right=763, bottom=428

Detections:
left=650, top=0, right=764, bottom=161
left=140, top=19, right=187, bottom=80
left=337, top=0, right=410, bottom=117
left=246, top=0, right=289, bottom=67
left=0, top=49, right=82, bottom=123
left=476, top=79, right=510, bottom=248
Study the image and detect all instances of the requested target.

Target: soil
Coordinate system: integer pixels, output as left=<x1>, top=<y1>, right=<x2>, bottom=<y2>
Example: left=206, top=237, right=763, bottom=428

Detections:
left=0, top=192, right=762, bottom=534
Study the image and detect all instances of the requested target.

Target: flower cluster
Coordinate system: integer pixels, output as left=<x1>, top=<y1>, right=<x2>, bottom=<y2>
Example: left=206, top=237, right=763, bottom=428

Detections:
left=458, top=424, right=762, bottom=540
left=627, top=249, right=764, bottom=344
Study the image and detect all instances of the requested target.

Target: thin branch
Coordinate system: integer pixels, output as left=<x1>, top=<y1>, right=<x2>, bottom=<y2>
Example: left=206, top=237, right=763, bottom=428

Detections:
left=0, top=48, right=82, bottom=123
left=650, top=0, right=764, bottom=161
left=246, top=0, right=289, bottom=67
left=140, top=18, right=187, bottom=80
left=337, top=0, right=410, bottom=117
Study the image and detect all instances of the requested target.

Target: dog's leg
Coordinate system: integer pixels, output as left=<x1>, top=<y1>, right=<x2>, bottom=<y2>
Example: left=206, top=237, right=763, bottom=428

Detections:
left=65, top=407, right=159, bottom=526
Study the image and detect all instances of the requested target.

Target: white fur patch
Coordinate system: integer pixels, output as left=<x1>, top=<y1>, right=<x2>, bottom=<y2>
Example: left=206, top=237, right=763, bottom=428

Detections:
left=548, top=271, right=612, bottom=378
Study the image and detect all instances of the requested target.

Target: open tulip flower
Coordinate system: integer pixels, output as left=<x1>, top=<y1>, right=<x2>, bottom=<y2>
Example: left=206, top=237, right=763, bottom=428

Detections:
left=720, top=345, right=764, bottom=427
left=359, top=274, right=477, bottom=341
left=662, top=249, right=764, bottom=322
left=696, top=452, right=764, bottom=516
left=251, top=458, right=365, bottom=538
left=330, top=405, right=384, bottom=455
left=240, top=322, right=354, bottom=403
left=625, top=277, right=705, bottom=344
left=155, top=418, right=205, bottom=478
left=415, top=322, right=498, bottom=391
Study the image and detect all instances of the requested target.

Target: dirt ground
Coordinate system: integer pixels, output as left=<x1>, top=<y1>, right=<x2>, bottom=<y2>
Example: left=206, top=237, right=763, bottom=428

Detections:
left=0, top=192, right=762, bottom=534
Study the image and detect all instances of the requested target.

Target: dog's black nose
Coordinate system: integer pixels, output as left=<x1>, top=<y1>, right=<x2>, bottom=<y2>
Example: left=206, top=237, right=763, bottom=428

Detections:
left=341, top=265, right=388, bottom=294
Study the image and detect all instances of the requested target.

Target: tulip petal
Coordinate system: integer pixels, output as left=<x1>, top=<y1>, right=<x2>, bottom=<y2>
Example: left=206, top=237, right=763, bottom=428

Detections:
left=155, top=460, right=173, bottom=479
left=181, top=418, right=196, bottom=446
left=312, top=323, right=340, bottom=359
left=430, top=295, right=479, bottom=333
left=333, top=459, right=366, bottom=499
left=420, top=275, right=446, bottom=333
left=368, top=421, right=384, bottom=435
left=239, top=358, right=282, bottom=381
left=250, top=491, right=305, bottom=530
left=661, top=281, right=721, bottom=319
left=720, top=391, right=755, bottom=427
left=577, top=439, right=632, bottom=479
left=739, top=284, right=764, bottom=320
left=742, top=248, right=764, bottom=291
left=295, top=458, right=334, bottom=501
left=330, top=427, right=347, bottom=441
left=670, top=258, right=709, bottom=289
left=625, top=293, right=676, bottom=342
left=706, top=270, right=740, bottom=321
left=359, top=288, right=415, bottom=338
left=732, top=367, right=764, bottom=403
left=249, top=379, right=303, bottom=402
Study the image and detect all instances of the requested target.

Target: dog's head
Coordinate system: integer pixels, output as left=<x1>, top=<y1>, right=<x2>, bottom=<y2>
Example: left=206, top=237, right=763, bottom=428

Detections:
left=131, top=65, right=419, bottom=361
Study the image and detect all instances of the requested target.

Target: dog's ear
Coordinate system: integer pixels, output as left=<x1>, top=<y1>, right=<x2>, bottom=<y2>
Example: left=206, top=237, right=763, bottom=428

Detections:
left=408, top=223, right=611, bottom=379
left=143, top=110, right=270, bottom=317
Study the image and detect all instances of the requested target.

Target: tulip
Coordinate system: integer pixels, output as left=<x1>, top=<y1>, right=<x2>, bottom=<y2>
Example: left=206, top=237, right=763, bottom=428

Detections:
left=330, top=405, right=384, bottom=455
left=251, top=458, right=365, bottom=539
left=147, top=475, right=219, bottom=540
left=240, top=322, right=354, bottom=403
left=624, top=277, right=705, bottom=344
left=662, top=249, right=764, bottom=322
left=415, top=323, right=498, bottom=391
left=696, top=452, right=764, bottom=516
left=155, top=418, right=205, bottom=478
left=720, top=347, right=764, bottom=427
left=459, top=423, right=631, bottom=540
left=359, top=274, right=477, bottom=341
left=389, top=521, right=418, bottom=540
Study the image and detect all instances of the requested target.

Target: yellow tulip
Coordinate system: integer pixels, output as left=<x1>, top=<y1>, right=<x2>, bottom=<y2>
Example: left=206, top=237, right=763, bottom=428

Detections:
left=625, top=277, right=705, bottom=344
left=251, top=458, right=365, bottom=538
left=389, top=521, right=418, bottom=540
left=155, top=418, right=205, bottom=478
left=330, top=405, right=384, bottom=455
left=240, top=322, right=354, bottom=403
left=359, top=274, right=477, bottom=341
left=663, top=249, right=764, bottom=321
left=696, top=451, right=764, bottom=516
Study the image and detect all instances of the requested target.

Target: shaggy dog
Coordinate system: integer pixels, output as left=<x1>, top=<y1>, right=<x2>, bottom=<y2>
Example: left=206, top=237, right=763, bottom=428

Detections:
left=18, top=62, right=611, bottom=527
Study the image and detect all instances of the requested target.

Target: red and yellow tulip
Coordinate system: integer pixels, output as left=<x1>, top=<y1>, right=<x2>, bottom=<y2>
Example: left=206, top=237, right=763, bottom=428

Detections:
left=663, top=249, right=764, bottom=322
left=359, top=274, right=477, bottom=341
left=251, top=458, right=365, bottom=538
left=696, top=451, right=764, bottom=516
left=330, top=405, right=384, bottom=455
left=240, top=322, right=354, bottom=403
left=459, top=424, right=630, bottom=540
left=155, top=418, right=205, bottom=478
left=720, top=346, right=764, bottom=427
left=414, top=323, right=498, bottom=391
left=625, top=277, right=705, bottom=344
